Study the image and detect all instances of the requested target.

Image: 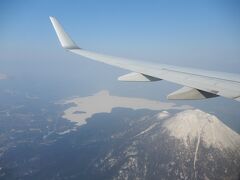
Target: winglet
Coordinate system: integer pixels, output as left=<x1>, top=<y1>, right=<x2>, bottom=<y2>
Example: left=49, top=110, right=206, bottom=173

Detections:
left=49, top=16, right=79, bottom=49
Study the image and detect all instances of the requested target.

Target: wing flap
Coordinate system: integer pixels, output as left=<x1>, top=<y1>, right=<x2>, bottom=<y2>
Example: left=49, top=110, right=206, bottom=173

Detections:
left=118, top=72, right=161, bottom=82
left=167, top=86, right=218, bottom=100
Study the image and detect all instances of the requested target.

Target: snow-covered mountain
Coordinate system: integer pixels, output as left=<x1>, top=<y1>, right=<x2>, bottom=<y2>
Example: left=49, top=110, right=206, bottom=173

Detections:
left=96, top=109, right=240, bottom=180
left=163, top=109, right=240, bottom=150
left=161, top=109, right=240, bottom=180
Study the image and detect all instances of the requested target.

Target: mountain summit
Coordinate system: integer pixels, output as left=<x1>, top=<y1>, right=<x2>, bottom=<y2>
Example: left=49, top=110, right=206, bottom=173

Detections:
left=163, top=109, right=240, bottom=150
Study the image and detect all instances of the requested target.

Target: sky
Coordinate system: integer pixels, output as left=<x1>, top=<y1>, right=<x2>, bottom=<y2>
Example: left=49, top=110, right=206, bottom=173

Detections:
left=0, top=0, right=240, bottom=131
left=1, top=0, right=240, bottom=70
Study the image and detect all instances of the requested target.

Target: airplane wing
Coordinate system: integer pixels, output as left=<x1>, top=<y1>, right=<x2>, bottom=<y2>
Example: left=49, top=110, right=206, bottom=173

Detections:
left=49, top=16, right=240, bottom=102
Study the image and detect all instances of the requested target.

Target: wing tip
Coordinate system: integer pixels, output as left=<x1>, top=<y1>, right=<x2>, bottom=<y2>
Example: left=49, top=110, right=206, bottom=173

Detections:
left=49, top=16, right=79, bottom=49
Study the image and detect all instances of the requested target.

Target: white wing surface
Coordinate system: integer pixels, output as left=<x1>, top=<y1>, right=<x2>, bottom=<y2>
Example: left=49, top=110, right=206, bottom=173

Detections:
left=49, top=16, right=240, bottom=102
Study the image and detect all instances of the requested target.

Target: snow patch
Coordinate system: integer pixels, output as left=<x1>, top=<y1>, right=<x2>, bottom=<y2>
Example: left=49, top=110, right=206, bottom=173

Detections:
left=135, top=123, right=157, bottom=137
left=57, top=128, right=77, bottom=135
left=157, top=111, right=170, bottom=119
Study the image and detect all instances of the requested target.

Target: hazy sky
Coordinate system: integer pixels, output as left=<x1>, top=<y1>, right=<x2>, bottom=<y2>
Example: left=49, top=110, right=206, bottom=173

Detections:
left=0, top=0, right=240, bottom=131
left=1, top=0, right=240, bottom=71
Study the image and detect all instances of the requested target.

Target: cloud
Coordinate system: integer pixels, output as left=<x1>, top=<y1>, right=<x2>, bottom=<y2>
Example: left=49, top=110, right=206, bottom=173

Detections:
left=0, top=73, right=7, bottom=80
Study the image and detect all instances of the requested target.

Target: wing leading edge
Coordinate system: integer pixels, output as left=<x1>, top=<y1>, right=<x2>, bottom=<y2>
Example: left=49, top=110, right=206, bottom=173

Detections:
left=49, top=16, right=240, bottom=102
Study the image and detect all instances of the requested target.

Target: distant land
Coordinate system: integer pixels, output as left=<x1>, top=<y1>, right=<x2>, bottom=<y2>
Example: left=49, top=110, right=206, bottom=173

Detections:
left=61, top=90, right=192, bottom=126
left=1, top=88, right=239, bottom=179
